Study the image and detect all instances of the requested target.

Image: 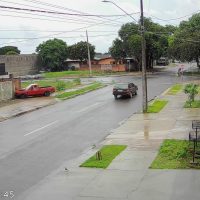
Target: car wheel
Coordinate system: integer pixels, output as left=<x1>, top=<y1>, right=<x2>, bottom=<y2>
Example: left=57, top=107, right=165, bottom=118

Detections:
left=114, top=95, right=118, bottom=100
left=44, top=91, right=50, bottom=97
left=135, top=91, right=137, bottom=95
left=20, top=94, right=27, bottom=99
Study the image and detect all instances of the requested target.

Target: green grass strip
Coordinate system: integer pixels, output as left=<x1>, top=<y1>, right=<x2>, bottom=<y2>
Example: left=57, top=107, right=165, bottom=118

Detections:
left=43, top=70, right=127, bottom=78
left=184, top=100, right=200, bottom=108
left=147, top=99, right=168, bottom=113
left=80, top=145, right=127, bottom=169
left=21, top=79, right=80, bottom=91
left=56, top=82, right=104, bottom=99
left=167, top=84, right=182, bottom=95
left=150, top=139, right=200, bottom=169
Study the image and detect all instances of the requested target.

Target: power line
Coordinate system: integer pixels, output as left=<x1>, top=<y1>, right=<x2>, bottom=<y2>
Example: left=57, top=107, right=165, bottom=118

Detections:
left=23, top=0, right=136, bottom=26
left=0, top=29, right=117, bottom=32
left=0, top=5, right=139, bottom=17
left=0, top=15, right=122, bottom=46
left=0, top=9, right=124, bottom=27
left=0, top=0, right=60, bottom=12
left=148, top=9, right=200, bottom=22
left=0, top=33, right=117, bottom=39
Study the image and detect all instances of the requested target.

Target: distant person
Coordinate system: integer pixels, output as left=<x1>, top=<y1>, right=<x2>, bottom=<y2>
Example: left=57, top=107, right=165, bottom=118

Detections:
left=178, top=67, right=181, bottom=76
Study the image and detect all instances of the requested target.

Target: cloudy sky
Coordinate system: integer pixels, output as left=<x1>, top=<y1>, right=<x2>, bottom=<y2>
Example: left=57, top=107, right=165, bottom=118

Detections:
left=0, top=0, right=199, bottom=53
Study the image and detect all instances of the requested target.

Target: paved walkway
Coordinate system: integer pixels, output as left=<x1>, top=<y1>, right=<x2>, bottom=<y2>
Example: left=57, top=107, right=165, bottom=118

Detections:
left=0, top=97, right=56, bottom=122
left=17, top=86, right=200, bottom=200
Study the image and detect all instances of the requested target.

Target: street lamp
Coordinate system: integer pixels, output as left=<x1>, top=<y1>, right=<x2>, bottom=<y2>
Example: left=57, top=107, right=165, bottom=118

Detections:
left=102, top=0, right=148, bottom=113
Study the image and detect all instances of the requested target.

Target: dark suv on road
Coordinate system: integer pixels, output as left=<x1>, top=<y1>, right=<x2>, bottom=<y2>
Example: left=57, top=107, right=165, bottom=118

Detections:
left=113, top=83, right=138, bottom=99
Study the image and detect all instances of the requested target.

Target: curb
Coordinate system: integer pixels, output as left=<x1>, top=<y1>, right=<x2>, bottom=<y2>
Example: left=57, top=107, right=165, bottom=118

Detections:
left=0, top=102, right=56, bottom=122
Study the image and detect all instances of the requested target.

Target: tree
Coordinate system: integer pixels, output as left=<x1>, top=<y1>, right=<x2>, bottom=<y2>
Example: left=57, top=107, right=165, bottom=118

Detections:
left=68, top=41, right=95, bottom=61
left=109, top=19, right=170, bottom=70
left=109, top=39, right=126, bottom=61
left=36, top=38, right=68, bottom=71
left=0, top=46, right=20, bottom=55
left=169, top=13, right=200, bottom=68
left=6, top=51, right=19, bottom=55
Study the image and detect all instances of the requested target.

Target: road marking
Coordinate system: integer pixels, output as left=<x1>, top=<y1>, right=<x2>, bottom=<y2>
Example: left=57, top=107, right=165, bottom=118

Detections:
left=24, top=121, right=58, bottom=136
left=77, top=102, right=102, bottom=113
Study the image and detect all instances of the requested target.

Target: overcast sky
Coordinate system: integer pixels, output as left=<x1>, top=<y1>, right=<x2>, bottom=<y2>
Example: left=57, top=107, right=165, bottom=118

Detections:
left=0, top=0, right=199, bottom=54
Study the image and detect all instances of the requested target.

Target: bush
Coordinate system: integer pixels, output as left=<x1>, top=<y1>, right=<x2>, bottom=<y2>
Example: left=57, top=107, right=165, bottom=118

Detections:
left=184, top=83, right=199, bottom=106
left=73, top=78, right=81, bottom=85
left=56, top=80, right=66, bottom=91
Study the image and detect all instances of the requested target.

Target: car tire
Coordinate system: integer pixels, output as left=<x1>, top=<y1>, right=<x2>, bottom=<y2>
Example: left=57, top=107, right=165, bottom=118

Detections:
left=20, top=94, right=27, bottom=99
left=114, top=95, right=118, bottom=100
left=44, top=91, right=50, bottom=97
left=135, top=91, right=137, bottom=95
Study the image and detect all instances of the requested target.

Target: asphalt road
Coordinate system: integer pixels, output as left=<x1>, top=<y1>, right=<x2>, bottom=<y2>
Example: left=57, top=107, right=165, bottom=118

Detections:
left=0, top=68, right=198, bottom=199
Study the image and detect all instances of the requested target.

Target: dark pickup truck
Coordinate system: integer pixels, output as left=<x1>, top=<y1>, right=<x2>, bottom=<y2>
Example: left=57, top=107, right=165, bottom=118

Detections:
left=15, top=84, right=55, bottom=98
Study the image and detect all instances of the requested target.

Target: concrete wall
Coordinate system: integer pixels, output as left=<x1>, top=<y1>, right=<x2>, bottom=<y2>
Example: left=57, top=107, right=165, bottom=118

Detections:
left=0, top=54, right=39, bottom=77
left=0, top=79, right=13, bottom=101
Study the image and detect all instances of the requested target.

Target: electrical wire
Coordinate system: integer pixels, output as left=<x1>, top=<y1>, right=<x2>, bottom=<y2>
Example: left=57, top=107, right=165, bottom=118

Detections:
left=0, top=8, right=124, bottom=26
left=148, top=9, right=200, bottom=22
left=0, top=15, right=123, bottom=46
left=0, top=33, right=117, bottom=39
left=0, top=30, right=117, bottom=32
left=0, top=4, right=139, bottom=17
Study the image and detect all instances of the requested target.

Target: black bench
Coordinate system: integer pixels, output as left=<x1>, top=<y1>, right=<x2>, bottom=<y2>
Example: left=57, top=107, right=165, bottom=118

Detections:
left=189, top=131, right=200, bottom=164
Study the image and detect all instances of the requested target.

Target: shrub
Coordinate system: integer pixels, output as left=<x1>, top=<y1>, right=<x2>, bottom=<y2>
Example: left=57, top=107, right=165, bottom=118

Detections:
left=73, top=78, right=81, bottom=85
left=56, top=80, right=66, bottom=91
left=184, top=83, right=199, bottom=106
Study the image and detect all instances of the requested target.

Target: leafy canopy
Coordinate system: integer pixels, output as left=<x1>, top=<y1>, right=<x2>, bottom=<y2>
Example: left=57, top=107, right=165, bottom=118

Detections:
left=36, top=38, right=68, bottom=71
left=0, top=46, right=20, bottom=55
left=68, top=41, right=95, bottom=61
left=109, top=19, right=173, bottom=69
left=168, top=13, right=200, bottom=67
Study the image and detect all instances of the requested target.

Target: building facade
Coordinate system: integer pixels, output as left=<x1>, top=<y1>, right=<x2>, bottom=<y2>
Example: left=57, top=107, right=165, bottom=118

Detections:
left=0, top=54, right=39, bottom=77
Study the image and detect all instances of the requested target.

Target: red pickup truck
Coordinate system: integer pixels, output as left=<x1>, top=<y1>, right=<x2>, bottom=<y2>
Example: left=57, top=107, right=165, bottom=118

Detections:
left=15, top=84, right=55, bottom=98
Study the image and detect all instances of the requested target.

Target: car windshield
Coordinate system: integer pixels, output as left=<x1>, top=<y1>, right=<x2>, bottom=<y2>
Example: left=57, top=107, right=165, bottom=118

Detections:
left=114, top=84, right=128, bottom=89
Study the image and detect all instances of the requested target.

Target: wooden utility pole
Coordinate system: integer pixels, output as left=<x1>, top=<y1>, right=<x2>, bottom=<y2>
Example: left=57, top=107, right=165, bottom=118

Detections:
left=140, top=0, right=148, bottom=112
left=86, top=30, right=92, bottom=76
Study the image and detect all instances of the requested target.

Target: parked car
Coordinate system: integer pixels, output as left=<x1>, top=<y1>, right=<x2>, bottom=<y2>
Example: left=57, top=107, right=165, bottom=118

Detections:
left=113, top=83, right=138, bottom=99
left=15, top=84, right=55, bottom=98
left=156, top=57, right=169, bottom=66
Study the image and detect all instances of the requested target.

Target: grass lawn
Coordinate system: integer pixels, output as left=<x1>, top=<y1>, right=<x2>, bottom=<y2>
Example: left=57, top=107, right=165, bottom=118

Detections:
left=167, top=84, right=182, bottom=95
left=150, top=139, right=200, bottom=169
left=56, top=82, right=104, bottom=99
left=80, top=145, right=127, bottom=169
left=44, top=70, right=127, bottom=78
left=147, top=100, right=168, bottom=113
left=184, top=100, right=200, bottom=108
left=21, top=79, right=81, bottom=91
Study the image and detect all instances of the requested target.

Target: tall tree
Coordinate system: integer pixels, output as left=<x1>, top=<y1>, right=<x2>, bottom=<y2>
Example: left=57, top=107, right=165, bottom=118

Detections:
left=169, top=13, right=200, bottom=68
left=109, top=19, right=170, bottom=70
left=68, top=41, right=95, bottom=61
left=109, top=39, right=126, bottom=61
left=36, top=38, right=68, bottom=71
left=0, top=46, right=20, bottom=55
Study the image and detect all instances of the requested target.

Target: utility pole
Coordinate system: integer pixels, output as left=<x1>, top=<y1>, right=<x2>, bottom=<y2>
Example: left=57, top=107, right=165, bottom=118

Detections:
left=86, top=30, right=92, bottom=76
left=140, top=0, right=148, bottom=112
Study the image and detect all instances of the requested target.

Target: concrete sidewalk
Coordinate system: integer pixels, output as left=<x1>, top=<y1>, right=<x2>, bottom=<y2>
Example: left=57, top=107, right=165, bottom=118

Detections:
left=0, top=83, right=96, bottom=122
left=0, top=97, right=56, bottom=122
left=17, top=87, right=200, bottom=200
